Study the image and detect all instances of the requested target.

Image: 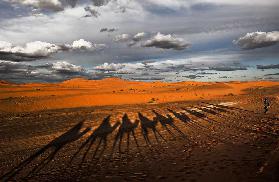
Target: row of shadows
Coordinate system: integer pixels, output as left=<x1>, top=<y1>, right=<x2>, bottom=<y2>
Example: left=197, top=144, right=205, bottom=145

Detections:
left=0, top=103, right=263, bottom=181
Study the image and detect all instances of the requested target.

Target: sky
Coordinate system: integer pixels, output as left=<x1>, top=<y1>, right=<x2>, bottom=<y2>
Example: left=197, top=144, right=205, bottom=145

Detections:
left=0, top=0, right=279, bottom=83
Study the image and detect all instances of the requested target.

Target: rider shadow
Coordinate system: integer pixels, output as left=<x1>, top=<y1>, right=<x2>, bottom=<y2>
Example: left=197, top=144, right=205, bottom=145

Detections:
left=138, top=112, right=166, bottom=146
left=110, top=114, right=140, bottom=157
left=1, top=121, right=91, bottom=181
left=70, top=116, right=120, bottom=165
left=152, top=110, right=186, bottom=139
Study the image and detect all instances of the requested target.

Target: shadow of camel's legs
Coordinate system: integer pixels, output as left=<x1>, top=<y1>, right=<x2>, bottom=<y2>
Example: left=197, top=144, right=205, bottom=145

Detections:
left=171, top=124, right=186, bottom=138
left=142, top=129, right=151, bottom=146
left=91, top=138, right=103, bottom=160
left=0, top=145, right=50, bottom=181
left=70, top=139, right=89, bottom=164
left=92, top=139, right=107, bottom=162
left=26, top=147, right=61, bottom=178
left=110, top=132, right=121, bottom=158
left=132, top=131, right=139, bottom=148
left=81, top=138, right=96, bottom=164
left=131, top=130, right=142, bottom=156
left=153, top=128, right=166, bottom=143
left=126, top=132, right=130, bottom=154
left=118, top=132, right=124, bottom=153
left=164, top=126, right=176, bottom=139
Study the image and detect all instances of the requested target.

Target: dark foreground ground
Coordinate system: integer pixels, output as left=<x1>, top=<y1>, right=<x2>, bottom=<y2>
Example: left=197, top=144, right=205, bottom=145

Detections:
left=0, top=93, right=279, bottom=182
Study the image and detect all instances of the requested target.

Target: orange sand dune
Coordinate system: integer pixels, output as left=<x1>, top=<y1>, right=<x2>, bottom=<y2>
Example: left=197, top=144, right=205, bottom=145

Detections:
left=0, top=78, right=278, bottom=112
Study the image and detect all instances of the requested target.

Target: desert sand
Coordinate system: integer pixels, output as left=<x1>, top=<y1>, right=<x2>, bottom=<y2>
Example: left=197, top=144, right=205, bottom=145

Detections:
left=0, top=78, right=279, bottom=181
left=0, top=77, right=278, bottom=112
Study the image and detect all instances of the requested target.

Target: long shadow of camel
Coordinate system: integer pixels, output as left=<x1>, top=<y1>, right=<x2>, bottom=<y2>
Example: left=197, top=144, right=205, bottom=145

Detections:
left=167, top=109, right=231, bottom=144
left=182, top=108, right=216, bottom=123
left=138, top=112, right=166, bottom=146
left=203, top=102, right=279, bottom=124
left=202, top=102, right=264, bottom=115
left=196, top=106, right=279, bottom=138
left=70, top=116, right=120, bottom=164
left=195, top=106, right=220, bottom=116
left=110, top=114, right=140, bottom=157
left=1, top=121, right=91, bottom=181
left=152, top=110, right=186, bottom=139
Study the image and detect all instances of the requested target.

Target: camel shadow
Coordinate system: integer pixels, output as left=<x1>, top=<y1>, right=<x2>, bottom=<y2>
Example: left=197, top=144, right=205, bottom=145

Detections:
left=152, top=110, right=186, bottom=139
left=138, top=112, right=166, bottom=146
left=110, top=114, right=140, bottom=157
left=195, top=106, right=220, bottom=116
left=168, top=109, right=232, bottom=144
left=1, top=121, right=91, bottom=181
left=70, top=116, right=120, bottom=164
left=182, top=108, right=215, bottom=123
left=167, top=109, right=191, bottom=123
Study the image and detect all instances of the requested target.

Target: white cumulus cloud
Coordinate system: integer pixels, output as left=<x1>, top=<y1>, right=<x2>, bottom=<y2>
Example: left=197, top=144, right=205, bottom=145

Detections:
left=0, top=39, right=104, bottom=61
left=233, top=31, right=279, bottom=49
left=143, top=32, right=191, bottom=50
left=133, top=32, right=146, bottom=41
left=95, top=62, right=125, bottom=71
left=71, top=39, right=93, bottom=50
left=52, top=61, right=85, bottom=72
left=114, top=34, right=131, bottom=42
left=0, top=41, right=61, bottom=57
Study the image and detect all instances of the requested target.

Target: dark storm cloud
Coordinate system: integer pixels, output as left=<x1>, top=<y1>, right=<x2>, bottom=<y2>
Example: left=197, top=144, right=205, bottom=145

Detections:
left=143, top=33, right=191, bottom=50
left=100, top=28, right=117, bottom=32
left=108, top=28, right=117, bottom=32
left=257, top=64, right=279, bottom=70
left=264, top=73, right=279, bottom=76
left=100, top=28, right=108, bottom=32
left=233, top=31, right=279, bottom=50
left=0, top=51, right=46, bottom=62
